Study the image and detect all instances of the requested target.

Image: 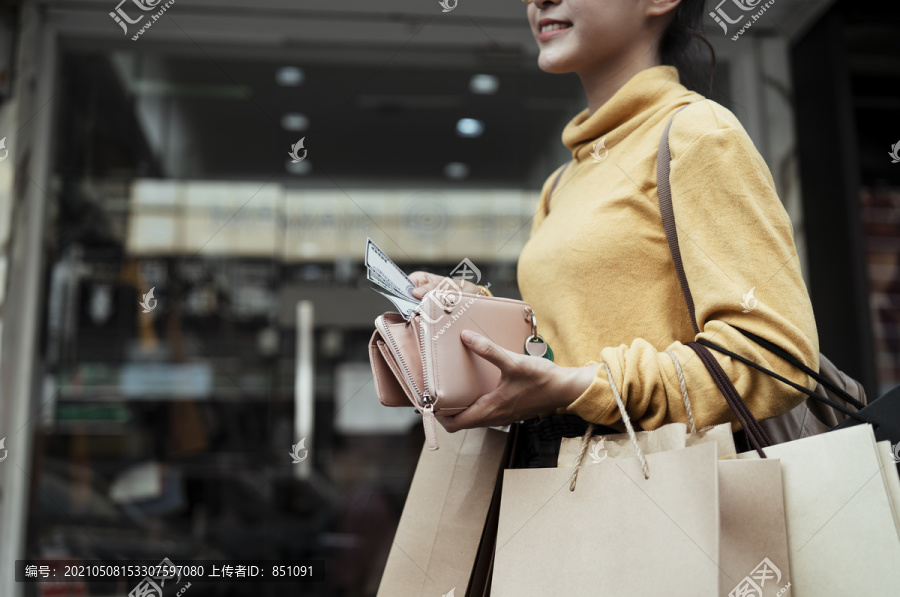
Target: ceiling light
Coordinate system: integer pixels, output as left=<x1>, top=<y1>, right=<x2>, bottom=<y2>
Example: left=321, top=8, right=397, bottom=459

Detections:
left=470, top=74, right=499, bottom=95
left=281, top=113, right=309, bottom=131
left=276, top=66, right=305, bottom=86
left=444, top=162, right=470, bottom=179
left=456, top=118, right=484, bottom=138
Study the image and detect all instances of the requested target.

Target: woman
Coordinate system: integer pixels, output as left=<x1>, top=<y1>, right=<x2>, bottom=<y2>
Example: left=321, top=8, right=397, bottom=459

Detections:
left=410, top=0, right=818, bottom=467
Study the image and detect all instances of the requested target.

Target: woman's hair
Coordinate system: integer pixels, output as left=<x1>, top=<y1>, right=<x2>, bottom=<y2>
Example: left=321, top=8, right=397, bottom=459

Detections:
left=659, top=0, right=717, bottom=95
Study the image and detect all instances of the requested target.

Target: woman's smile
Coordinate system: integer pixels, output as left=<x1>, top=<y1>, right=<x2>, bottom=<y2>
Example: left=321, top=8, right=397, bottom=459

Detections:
left=538, top=18, right=573, bottom=42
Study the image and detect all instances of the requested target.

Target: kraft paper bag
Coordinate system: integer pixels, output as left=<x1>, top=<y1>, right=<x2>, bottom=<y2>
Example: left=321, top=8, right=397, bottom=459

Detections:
left=718, top=459, right=792, bottom=597
left=686, top=423, right=738, bottom=458
left=835, top=385, right=900, bottom=478
left=493, top=442, right=720, bottom=597
left=875, top=440, right=900, bottom=534
left=736, top=424, right=900, bottom=596
left=679, top=426, right=791, bottom=595
left=557, top=422, right=688, bottom=467
left=468, top=425, right=522, bottom=597
left=559, top=424, right=790, bottom=597
left=377, top=426, right=509, bottom=597
left=557, top=422, right=735, bottom=467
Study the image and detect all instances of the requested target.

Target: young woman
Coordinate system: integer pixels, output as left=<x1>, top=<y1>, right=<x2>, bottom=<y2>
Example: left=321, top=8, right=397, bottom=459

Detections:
left=409, top=0, right=818, bottom=467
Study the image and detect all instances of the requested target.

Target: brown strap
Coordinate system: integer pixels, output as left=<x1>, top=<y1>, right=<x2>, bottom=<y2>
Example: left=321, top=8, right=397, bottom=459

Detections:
left=687, top=342, right=771, bottom=455
left=657, top=109, right=700, bottom=335
left=659, top=107, right=770, bottom=452
left=544, top=161, right=572, bottom=217
left=658, top=116, right=864, bottom=437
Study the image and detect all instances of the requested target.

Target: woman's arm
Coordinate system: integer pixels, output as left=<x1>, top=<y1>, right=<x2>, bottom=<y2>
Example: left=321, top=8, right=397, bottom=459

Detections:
left=437, top=118, right=819, bottom=433
left=563, top=122, right=819, bottom=431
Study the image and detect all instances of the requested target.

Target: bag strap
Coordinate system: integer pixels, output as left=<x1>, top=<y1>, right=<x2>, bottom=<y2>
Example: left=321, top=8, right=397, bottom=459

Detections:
left=655, top=110, right=870, bottom=426
left=686, top=342, right=772, bottom=455
left=697, top=337, right=873, bottom=425
left=657, top=109, right=701, bottom=336
left=545, top=160, right=572, bottom=217
left=732, top=327, right=866, bottom=411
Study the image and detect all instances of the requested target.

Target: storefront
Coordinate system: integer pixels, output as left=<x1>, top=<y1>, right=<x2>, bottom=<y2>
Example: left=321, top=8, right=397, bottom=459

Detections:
left=0, top=1, right=897, bottom=596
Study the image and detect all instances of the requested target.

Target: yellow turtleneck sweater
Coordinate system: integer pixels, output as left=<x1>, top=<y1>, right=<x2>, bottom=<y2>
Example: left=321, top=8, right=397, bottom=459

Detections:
left=518, top=65, right=819, bottom=432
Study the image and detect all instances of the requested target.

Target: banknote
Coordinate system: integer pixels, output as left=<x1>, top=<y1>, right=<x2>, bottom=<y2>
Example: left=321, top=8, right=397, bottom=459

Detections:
left=371, top=288, right=419, bottom=319
left=364, top=238, right=417, bottom=301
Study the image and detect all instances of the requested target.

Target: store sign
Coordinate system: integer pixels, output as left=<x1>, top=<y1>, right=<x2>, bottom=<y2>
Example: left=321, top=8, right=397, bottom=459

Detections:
left=120, top=363, right=213, bottom=398
left=126, top=180, right=537, bottom=262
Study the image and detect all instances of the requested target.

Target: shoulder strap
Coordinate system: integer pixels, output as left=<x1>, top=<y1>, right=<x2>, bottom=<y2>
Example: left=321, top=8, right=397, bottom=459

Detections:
left=657, top=110, right=700, bottom=335
left=657, top=110, right=869, bottom=421
left=544, top=161, right=572, bottom=217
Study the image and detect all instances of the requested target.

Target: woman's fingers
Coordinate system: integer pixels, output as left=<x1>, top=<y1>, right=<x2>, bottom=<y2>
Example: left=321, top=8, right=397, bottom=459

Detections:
left=409, top=271, right=437, bottom=288
left=460, top=330, right=517, bottom=371
left=409, top=271, right=484, bottom=299
left=436, top=394, right=498, bottom=432
left=409, top=271, right=438, bottom=298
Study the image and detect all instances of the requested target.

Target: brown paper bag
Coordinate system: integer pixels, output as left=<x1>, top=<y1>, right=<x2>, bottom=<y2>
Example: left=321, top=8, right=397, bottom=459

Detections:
left=492, top=441, right=721, bottom=596
left=875, top=440, right=900, bottom=533
left=556, top=422, right=689, bottom=466
left=377, top=426, right=510, bottom=597
left=718, top=459, right=791, bottom=597
left=467, top=425, right=521, bottom=597
left=557, top=422, right=735, bottom=467
left=557, top=415, right=791, bottom=597
left=686, top=423, right=739, bottom=458
left=735, top=424, right=900, bottom=596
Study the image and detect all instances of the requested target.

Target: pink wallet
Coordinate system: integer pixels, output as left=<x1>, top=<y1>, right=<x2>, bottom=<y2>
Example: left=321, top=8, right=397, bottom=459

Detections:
left=368, top=289, right=536, bottom=450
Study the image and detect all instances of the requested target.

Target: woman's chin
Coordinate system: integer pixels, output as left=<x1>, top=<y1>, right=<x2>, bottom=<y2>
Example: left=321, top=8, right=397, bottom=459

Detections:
left=537, top=53, right=577, bottom=75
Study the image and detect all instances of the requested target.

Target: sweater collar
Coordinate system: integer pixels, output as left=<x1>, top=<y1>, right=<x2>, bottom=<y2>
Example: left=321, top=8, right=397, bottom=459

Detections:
left=561, top=65, right=689, bottom=161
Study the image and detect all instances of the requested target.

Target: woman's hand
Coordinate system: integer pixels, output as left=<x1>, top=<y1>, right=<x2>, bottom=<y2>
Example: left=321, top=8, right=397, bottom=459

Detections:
left=435, top=329, right=601, bottom=432
left=408, top=271, right=484, bottom=300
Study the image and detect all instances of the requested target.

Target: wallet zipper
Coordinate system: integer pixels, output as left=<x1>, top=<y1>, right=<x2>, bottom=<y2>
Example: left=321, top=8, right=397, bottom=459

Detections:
left=380, top=313, right=438, bottom=449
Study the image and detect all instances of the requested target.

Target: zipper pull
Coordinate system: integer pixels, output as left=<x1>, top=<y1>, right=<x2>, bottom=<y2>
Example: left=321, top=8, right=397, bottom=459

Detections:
left=422, top=395, right=438, bottom=451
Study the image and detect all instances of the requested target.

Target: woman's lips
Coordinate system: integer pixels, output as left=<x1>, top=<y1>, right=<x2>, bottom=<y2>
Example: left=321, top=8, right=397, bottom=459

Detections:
left=538, top=22, right=572, bottom=43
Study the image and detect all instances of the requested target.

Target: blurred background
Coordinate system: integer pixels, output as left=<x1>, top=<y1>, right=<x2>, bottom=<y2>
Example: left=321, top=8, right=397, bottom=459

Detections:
left=0, top=0, right=898, bottom=595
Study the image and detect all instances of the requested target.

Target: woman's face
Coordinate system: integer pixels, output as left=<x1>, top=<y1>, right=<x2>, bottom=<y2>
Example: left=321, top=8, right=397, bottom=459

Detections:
left=527, top=0, right=657, bottom=76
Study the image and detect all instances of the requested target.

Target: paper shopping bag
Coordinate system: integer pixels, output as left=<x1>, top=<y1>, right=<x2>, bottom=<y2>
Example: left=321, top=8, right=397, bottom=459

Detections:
left=559, top=424, right=789, bottom=597
left=736, top=424, right=900, bottom=596
left=686, top=423, right=739, bottom=458
left=493, top=442, right=721, bottom=597
left=875, top=441, right=900, bottom=533
left=377, top=426, right=510, bottom=597
left=835, top=384, right=900, bottom=477
left=718, top=459, right=792, bottom=597
left=467, top=425, right=522, bottom=597
left=557, top=422, right=735, bottom=467
left=556, top=422, right=690, bottom=467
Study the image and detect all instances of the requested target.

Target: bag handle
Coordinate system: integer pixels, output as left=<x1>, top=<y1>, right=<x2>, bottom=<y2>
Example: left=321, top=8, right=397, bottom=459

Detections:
left=655, top=109, right=871, bottom=435
left=545, top=161, right=571, bottom=217
left=697, top=337, right=872, bottom=425
left=666, top=349, right=697, bottom=434
left=657, top=108, right=701, bottom=336
left=570, top=360, right=651, bottom=491
left=730, top=327, right=866, bottom=411
left=687, top=342, right=772, bottom=455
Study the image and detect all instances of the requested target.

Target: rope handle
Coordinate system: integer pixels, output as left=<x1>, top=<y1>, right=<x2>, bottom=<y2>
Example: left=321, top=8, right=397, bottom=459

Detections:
left=570, top=361, right=650, bottom=491
left=666, top=349, right=697, bottom=434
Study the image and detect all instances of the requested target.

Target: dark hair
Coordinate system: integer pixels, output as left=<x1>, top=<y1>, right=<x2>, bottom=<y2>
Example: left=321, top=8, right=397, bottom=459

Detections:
left=659, top=0, right=717, bottom=96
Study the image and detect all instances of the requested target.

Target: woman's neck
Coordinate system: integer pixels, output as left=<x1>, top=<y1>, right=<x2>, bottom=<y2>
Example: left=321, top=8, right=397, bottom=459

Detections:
left=579, top=49, right=661, bottom=115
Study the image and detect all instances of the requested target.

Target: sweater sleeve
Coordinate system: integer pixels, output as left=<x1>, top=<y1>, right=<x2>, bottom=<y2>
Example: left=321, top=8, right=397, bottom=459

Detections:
left=564, top=126, right=820, bottom=431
